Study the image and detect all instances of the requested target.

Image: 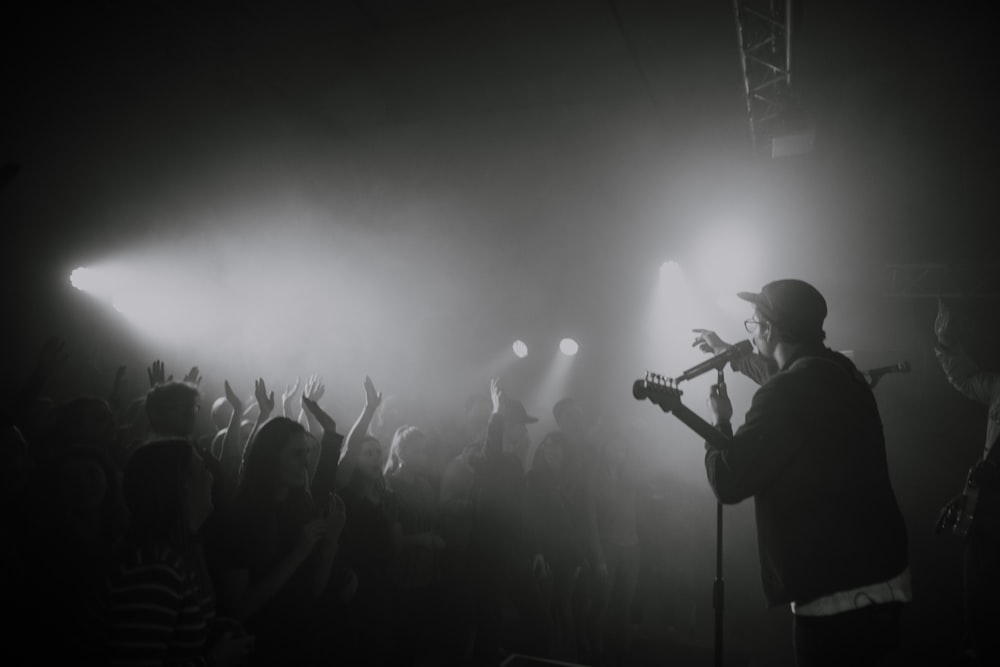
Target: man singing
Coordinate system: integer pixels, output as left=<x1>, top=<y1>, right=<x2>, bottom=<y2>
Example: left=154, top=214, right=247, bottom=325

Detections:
left=695, top=279, right=910, bottom=667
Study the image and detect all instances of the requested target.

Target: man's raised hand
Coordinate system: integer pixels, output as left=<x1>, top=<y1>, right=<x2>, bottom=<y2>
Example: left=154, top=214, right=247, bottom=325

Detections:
left=692, top=329, right=732, bottom=355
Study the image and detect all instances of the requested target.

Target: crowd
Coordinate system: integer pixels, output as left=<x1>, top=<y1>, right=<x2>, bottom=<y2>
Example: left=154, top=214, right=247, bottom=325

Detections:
left=1, top=338, right=651, bottom=667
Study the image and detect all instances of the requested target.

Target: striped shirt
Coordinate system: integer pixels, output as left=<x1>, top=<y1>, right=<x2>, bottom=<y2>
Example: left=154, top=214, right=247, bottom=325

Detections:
left=96, top=543, right=216, bottom=667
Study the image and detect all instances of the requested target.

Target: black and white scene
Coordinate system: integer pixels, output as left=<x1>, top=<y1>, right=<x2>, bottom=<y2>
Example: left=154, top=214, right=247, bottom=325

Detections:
left=2, top=1, right=998, bottom=666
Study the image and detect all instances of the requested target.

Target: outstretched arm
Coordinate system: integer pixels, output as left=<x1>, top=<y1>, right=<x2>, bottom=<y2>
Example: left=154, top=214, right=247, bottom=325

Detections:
left=335, top=376, right=382, bottom=490
left=692, top=329, right=776, bottom=385
left=217, top=380, right=246, bottom=499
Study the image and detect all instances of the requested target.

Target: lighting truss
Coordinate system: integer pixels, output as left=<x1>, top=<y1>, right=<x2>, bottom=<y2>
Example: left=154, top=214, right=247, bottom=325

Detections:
left=884, top=264, right=1000, bottom=298
left=733, top=0, right=803, bottom=157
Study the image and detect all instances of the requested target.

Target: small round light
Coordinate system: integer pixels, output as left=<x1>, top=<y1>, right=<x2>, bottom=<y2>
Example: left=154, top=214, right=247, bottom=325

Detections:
left=559, top=338, right=579, bottom=356
left=512, top=340, right=528, bottom=359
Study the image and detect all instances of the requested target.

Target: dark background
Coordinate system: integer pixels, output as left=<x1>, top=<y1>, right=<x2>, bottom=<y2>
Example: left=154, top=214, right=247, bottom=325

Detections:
left=2, top=1, right=996, bottom=664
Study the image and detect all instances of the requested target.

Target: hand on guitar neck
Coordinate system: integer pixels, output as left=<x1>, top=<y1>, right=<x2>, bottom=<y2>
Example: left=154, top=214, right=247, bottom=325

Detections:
left=633, top=374, right=732, bottom=449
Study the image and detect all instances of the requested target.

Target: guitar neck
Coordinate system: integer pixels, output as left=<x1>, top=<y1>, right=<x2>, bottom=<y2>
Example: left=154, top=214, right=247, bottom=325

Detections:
left=669, top=401, right=732, bottom=449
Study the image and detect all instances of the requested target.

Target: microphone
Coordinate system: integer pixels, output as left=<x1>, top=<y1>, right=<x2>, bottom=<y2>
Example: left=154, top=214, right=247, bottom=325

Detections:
left=863, top=361, right=911, bottom=388
left=674, top=340, right=754, bottom=383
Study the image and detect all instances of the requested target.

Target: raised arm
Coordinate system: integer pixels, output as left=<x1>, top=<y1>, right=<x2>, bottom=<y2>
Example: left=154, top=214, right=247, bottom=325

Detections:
left=484, top=377, right=505, bottom=460
left=241, top=379, right=274, bottom=474
left=303, top=396, right=344, bottom=500
left=281, top=377, right=301, bottom=420
left=217, top=380, right=246, bottom=498
left=335, top=376, right=382, bottom=490
left=298, top=374, right=325, bottom=436
left=693, top=328, right=776, bottom=385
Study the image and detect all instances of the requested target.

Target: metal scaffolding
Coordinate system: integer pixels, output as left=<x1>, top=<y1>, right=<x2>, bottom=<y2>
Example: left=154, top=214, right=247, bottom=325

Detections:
left=733, top=0, right=810, bottom=157
left=884, top=264, right=1000, bottom=298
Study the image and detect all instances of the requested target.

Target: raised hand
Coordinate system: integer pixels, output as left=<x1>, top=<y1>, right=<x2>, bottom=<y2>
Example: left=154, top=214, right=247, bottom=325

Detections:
left=302, top=374, right=325, bottom=403
left=692, top=329, right=732, bottom=355
left=183, top=366, right=202, bottom=385
left=147, top=360, right=172, bottom=387
left=302, top=396, right=336, bottom=432
left=254, top=378, right=275, bottom=420
left=490, top=377, right=503, bottom=415
left=363, top=376, right=382, bottom=411
left=224, top=380, right=243, bottom=412
left=281, top=377, right=301, bottom=417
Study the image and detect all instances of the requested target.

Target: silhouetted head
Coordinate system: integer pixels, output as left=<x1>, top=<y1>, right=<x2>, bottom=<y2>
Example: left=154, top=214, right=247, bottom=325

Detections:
left=210, top=396, right=233, bottom=431
left=240, top=417, right=311, bottom=502
left=145, top=382, right=201, bottom=438
left=552, top=397, right=587, bottom=440
left=739, top=279, right=827, bottom=359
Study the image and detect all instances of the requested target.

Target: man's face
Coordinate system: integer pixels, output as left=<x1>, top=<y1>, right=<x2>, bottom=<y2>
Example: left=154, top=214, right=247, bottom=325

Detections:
left=749, top=307, right=775, bottom=359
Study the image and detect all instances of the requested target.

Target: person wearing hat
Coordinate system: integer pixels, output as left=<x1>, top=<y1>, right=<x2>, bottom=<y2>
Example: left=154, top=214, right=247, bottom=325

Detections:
left=694, top=279, right=911, bottom=667
left=468, top=379, right=549, bottom=662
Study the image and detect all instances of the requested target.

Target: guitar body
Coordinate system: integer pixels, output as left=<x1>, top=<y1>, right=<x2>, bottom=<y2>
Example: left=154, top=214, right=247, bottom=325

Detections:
left=953, top=458, right=1000, bottom=539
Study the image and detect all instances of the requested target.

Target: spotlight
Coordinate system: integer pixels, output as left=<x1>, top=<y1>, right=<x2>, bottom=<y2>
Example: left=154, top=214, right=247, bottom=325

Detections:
left=559, top=338, right=579, bottom=356
left=70, top=266, right=123, bottom=300
left=659, top=260, right=682, bottom=281
left=512, top=340, right=528, bottom=359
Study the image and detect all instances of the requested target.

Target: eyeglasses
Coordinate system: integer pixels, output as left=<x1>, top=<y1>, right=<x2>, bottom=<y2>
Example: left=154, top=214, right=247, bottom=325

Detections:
left=744, top=318, right=762, bottom=333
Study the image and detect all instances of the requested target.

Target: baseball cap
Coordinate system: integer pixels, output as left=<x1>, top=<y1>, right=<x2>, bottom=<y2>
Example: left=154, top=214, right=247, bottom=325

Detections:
left=737, top=279, right=827, bottom=340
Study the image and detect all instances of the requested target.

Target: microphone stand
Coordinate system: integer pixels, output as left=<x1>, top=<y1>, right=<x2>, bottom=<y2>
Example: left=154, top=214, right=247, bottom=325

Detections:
left=712, top=368, right=725, bottom=667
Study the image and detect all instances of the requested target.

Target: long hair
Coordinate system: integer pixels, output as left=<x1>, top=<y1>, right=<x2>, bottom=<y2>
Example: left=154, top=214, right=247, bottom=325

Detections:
left=383, top=425, right=425, bottom=477
left=238, top=417, right=307, bottom=507
left=122, top=439, right=195, bottom=547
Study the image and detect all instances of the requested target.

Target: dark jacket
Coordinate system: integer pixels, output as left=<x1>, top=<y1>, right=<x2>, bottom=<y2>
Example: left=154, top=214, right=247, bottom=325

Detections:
left=706, top=345, right=909, bottom=606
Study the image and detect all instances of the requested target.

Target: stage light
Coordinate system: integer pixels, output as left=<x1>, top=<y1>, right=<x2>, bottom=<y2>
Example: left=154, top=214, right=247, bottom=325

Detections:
left=559, top=338, right=579, bottom=356
left=512, top=340, right=528, bottom=358
left=659, top=260, right=682, bottom=281
left=70, top=266, right=117, bottom=298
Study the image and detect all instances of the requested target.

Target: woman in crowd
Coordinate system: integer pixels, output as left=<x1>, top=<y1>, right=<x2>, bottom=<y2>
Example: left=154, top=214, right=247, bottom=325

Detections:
left=207, top=415, right=346, bottom=666
left=383, top=422, right=445, bottom=666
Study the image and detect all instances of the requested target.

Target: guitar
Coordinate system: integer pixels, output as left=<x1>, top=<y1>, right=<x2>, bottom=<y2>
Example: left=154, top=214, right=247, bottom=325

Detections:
left=632, top=374, right=730, bottom=448
left=952, top=458, right=1000, bottom=539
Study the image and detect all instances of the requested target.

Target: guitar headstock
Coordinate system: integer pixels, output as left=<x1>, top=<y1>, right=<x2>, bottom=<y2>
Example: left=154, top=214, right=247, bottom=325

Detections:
left=632, top=372, right=683, bottom=414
